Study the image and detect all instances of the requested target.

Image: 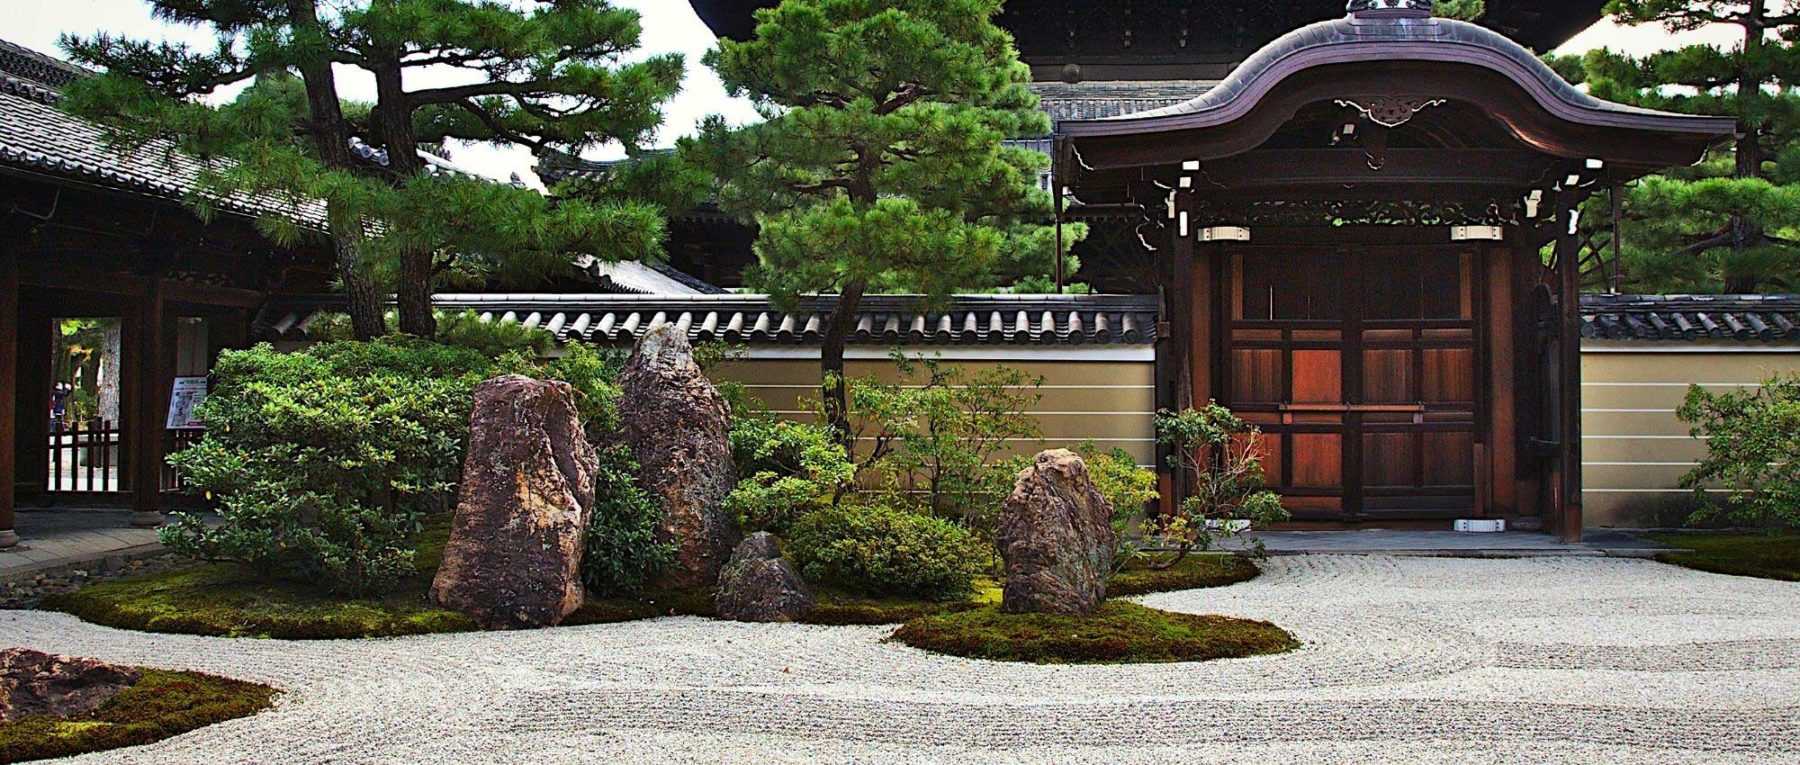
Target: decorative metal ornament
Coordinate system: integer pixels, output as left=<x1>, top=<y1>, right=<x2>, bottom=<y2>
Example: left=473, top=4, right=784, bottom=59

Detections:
left=1347, top=0, right=1434, bottom=13
left=1335, top=95, right=1448, bottom=128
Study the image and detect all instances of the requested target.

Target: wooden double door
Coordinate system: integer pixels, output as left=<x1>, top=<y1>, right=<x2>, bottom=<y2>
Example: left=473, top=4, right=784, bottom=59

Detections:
left=1221, top=246, right=1482, bottom=520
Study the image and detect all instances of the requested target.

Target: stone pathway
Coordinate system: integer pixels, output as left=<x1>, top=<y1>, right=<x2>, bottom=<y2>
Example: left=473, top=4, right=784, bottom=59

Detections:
left=1222, top=528, right=1672, bottom=557
left=0, top=509, right=163, bottom=581
left=1, top=556, right=1795, bottom=764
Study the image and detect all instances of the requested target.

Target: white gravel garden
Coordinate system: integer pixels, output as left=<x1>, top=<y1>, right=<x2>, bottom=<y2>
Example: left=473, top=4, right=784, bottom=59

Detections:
left=3, top=554, right=1796, bottom=764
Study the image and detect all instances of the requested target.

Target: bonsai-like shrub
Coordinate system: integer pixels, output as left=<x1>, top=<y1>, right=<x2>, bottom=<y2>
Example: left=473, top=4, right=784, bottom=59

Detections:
left=1677, top=375, right=1800, bottom=530
left=1147, top=403, right=1289, bottom=564
left=786, top=502, right=987, bottom=600
left=725, top=414, right=855, bottom=533
left=583, top=444, right=674, bottom=596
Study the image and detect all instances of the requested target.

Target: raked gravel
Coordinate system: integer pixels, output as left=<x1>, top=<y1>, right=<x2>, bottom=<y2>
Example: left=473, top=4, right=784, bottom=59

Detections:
left=2, top=555, right=1797, bottom=764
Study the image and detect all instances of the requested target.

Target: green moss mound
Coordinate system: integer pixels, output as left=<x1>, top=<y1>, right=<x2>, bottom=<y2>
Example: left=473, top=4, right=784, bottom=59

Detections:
left=0, top=668, right=276, bottom=762
left=890, top=600, right=1299, bottom=664
left=1645, top=532, right=1800, bottom=581
left=1107, top=555, right=1261, bottom=596
left=46, top=518, right=1261, bottom=637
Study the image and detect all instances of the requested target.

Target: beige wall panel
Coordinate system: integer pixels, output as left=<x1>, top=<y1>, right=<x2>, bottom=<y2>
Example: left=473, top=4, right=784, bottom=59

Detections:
left=1583, top=491, right=1703, bottom=528
left=733, top=386, right=1156, bottom=415
left=849, top=438, right=1155, bottom=466
left=1583, top=351, right=1800, bottom=384
left=1582, top=463, right=1699, bottom=489
left=1580, top=384, right=1757, bottom=410
left=1580, top=348, right=1800, bottom=527
left=1582, top=437, right=1708, bottom=463
left=712, top=358, right=1155, bottom=387
left=1581, top=411, right=1698, bottom=437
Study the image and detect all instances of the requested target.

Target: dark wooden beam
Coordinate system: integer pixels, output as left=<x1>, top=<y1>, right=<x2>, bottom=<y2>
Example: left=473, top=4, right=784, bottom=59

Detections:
left=128, top=280, right=170, bottom=527
left=1553, top=191, right=1587, bottom=543
left=0, top=245, right=17, bottom=547
left=1195, top=149, right=1555, bottom=189
left=160, top=279, right=268, bottom=310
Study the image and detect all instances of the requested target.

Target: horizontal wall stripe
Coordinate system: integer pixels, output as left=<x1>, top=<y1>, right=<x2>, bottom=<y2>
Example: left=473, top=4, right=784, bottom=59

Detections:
left=1584, top=461, right=1700, bottom=466
left=1584, top=344, right=1800, bottom=353
left=735, top=383, right=1157, bottom=390
left=739, top=347, right=1156, bottom=361
left=766, top=410, right=1156, bottom=417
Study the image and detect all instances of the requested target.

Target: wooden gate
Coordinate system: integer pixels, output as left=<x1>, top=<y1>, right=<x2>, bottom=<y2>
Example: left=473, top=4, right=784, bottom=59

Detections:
left=1220, top=246, right=1482, bottom=520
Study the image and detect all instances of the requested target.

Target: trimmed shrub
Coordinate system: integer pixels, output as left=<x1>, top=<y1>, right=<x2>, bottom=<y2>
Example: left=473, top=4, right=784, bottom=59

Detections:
left=786, top=502, right=987, bottom=600
left=165, top=339, right=621, bottom=596
left=583, top=444, right=674, bottom=596
left=725, top=414, right=854, bottom=533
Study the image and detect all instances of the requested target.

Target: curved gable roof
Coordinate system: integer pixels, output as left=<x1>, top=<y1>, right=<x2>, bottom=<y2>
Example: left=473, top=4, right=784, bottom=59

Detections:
left=1059, top=10, right=1735, bottom=143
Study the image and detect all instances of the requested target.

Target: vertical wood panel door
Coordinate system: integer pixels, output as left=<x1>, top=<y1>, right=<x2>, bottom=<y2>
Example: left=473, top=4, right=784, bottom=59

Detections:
left=1222, top=246, right=1481, bottom=519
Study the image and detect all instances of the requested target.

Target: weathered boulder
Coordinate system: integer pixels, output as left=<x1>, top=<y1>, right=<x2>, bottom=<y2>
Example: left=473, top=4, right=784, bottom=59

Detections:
left=714, top=532, right=815, bottom=622
left=997, top=449, right=1117, bottom=616
left=0, top=648, right=140, bottom=722
left=617, top=323, right=739, bottom=587
left=432, top=375, right=598, bottom=630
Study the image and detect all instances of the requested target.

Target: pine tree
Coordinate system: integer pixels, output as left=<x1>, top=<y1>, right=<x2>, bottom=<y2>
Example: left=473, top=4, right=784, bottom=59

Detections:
left=685, top=0, right=1056, bottom=447
left=1549, top=1, right=1800, bottom=292
left=61, top=0, right=683, bottom=337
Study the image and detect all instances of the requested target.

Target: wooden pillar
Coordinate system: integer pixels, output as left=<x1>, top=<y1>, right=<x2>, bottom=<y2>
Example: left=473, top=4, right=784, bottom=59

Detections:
left=14, top=297, right=49, bottom=504
left=1553, top=197, right=1585, bottom=542
left=1485, top=242, right=1517, bottom=520
left=127, top=280, right=169, bottom=527
left=1156, top=206, right=1197, bottom=517
left=0, top=248, right=17, bottom=547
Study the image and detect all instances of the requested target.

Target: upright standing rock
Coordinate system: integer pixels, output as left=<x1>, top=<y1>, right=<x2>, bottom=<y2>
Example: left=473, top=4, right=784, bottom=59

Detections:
left=617, top=323, right=739, bottom=587
left=432, top=375, right=598, bottom=630
left=997, top=449, right=1117, bottom=616
left=715, top=532, right=815, bottom=622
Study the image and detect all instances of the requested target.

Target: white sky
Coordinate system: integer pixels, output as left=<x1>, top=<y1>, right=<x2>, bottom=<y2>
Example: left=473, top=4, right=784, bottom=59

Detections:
left=5, top=1, right=1752, bottom=187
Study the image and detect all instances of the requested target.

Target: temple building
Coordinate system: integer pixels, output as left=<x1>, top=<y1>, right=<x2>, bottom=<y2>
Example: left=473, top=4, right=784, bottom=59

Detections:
left=1, top=3, right=1786, bottom=548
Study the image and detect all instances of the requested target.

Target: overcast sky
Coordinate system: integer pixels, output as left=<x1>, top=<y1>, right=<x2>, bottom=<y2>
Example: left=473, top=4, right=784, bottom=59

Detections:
left=8, top=1, right=1748, bottom=187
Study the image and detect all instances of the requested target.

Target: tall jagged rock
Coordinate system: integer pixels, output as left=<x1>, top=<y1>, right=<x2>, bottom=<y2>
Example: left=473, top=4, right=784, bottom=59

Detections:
left=432, top=375, right=597, bottom=629
left=997, top=449, right=1116, bottom=616
left=617, top=324, right=739, bottom=587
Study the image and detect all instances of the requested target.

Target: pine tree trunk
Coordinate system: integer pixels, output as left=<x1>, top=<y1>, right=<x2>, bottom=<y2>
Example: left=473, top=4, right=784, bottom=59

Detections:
left=337, top=236, right=386, bottom=340
left=820, top=279, right=868, bottom=453
left=369, top=60, right=437, bottom=338
left=396, top=253, right=437, bottom=337
left=288, top=0, right=384, bottom=339
left=1730, top=4, right=1766, bottom=264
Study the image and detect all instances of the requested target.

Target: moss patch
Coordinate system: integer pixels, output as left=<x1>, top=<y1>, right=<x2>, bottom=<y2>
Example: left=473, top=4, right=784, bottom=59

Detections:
left=890, top=600, right=1299, bottom=664
left=43, top=517, right=475, bottom=639
left=46, top=517, right=1262, bottom=637
left=1644, top=532, right=1800, bottom=581
left=1108, top=555, right=1261, bottom=596
left=0, top=668, right=277, bottom=762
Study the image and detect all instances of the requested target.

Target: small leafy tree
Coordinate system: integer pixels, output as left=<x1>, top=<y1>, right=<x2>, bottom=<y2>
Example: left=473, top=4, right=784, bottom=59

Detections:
left=688, top=0, right=1056, bottom=446
left=63, top=0, right=683, bottom=338
left=1148, top=403, right=1288, bottom=565
left=849, top=354, right=1043, bottom=527
left=1676, top=375, right=1800, bottom=530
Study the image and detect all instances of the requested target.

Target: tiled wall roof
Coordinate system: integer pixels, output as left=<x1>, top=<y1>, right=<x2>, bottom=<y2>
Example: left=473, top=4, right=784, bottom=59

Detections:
left=1581, top=294, right=1800, bottom=342
left=262, top=293, right=1163, bottom=347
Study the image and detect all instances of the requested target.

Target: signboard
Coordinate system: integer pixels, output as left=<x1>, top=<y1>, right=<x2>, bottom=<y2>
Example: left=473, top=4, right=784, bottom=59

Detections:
left=166, top=376, right=209, bottom=430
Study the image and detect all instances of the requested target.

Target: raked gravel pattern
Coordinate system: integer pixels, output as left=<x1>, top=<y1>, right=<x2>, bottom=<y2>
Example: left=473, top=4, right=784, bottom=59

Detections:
left=3, top=555, right=1798, bottom=764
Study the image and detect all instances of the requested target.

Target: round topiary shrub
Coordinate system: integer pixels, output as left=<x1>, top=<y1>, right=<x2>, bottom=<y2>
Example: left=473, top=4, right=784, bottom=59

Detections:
left=890, top=601, right=1299, bottom=664
left=786, top=502, right=987, bottom=600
